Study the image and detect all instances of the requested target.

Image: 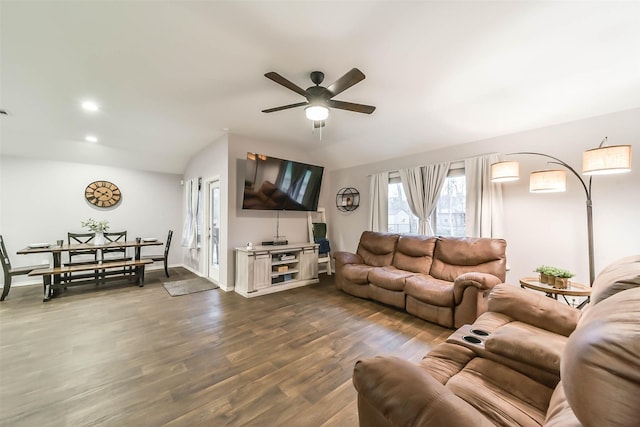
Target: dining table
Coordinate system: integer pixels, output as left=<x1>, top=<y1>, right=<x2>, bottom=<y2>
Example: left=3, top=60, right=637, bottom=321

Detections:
left=17, top=239, right=163, bottom=300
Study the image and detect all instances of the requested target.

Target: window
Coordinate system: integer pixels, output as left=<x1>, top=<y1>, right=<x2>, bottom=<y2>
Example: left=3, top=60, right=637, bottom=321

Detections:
left=387, top=165, right=466, bottom=236
left=388, top=181, right=419, bottom=234
left=433, top=174, right=466, bottom=237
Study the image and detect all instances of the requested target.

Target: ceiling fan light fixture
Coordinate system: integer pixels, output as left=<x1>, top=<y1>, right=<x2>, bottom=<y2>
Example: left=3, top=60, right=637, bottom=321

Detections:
left=305, top=105, right=329, bottom=121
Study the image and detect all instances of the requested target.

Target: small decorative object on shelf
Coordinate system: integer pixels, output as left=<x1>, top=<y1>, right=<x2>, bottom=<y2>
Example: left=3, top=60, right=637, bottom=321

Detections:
left=336, top=187, right=360, bottom=212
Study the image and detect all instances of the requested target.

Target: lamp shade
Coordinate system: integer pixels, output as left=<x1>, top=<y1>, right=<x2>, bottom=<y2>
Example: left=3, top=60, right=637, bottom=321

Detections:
left=305, top=105, right=329, bottom=121
left=491, top=161, right=520, bottom=182
left=582, top=145, right=632, bottom=175
left=530, top=170, right=566, bottom=193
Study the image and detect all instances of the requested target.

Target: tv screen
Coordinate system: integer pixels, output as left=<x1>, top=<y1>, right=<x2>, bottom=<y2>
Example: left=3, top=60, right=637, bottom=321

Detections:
left=242, top=153, right=324, bottom=211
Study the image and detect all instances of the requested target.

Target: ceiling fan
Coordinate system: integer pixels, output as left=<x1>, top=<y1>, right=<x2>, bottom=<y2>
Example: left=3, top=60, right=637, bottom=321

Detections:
left=262, top=68, right=376, bottom=128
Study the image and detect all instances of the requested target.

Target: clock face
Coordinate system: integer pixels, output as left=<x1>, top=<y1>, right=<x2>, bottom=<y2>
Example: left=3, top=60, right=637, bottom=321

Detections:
left=85, top=180, right=122, bottom=208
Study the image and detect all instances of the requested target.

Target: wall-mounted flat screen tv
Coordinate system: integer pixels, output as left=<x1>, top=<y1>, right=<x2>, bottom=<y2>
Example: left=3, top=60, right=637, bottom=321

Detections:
left=242, top=152, right=324, bottom=211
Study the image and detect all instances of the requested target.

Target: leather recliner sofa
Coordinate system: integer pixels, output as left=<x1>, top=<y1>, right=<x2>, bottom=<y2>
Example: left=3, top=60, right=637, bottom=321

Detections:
left=353, top=255, right=640, bottom=427
left=333, top=231, right=507, bottom=328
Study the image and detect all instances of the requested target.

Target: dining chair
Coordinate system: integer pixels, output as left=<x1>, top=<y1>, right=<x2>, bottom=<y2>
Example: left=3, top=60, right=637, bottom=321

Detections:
left=67, top=232, right=98, bottom=264
left=1, top=235, right=49, bottom=301
left=141, top=230, right=173, bottom=277
left=66, top=232, right=101, bottom=284
left=103, top=231, right=131, bottom=261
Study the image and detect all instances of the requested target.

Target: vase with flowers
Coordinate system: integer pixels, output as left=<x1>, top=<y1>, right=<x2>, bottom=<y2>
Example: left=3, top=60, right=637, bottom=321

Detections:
left=81, top=218, right=110, bottom=245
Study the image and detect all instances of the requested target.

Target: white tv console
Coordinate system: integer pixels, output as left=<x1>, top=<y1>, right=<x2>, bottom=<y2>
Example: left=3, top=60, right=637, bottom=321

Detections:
left=234, top=243, right=319, bottom=297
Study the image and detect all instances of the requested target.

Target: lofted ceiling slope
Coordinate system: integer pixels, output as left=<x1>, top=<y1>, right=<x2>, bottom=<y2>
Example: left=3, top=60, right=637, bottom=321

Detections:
left=1, top=1, right=639, bottom=174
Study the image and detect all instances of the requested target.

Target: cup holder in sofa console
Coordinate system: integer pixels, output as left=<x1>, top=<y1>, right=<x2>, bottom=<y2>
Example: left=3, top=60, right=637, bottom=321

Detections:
left=462, top=335, right=483, bottom=344
left=471, top=329, right=489, bottom=337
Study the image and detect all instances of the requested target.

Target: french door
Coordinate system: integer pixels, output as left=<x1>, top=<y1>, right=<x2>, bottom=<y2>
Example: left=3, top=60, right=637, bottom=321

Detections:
left=207, top=178, right=220, bottom=283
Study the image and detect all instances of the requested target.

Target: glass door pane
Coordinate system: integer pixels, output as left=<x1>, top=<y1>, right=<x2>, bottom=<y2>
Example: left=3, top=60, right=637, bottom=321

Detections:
left=208, top=181, right=220, bottom=282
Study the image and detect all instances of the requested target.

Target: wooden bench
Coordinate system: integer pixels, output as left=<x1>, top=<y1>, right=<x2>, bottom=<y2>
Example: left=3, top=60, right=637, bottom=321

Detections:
left=29, top=259, right=153, bottom=301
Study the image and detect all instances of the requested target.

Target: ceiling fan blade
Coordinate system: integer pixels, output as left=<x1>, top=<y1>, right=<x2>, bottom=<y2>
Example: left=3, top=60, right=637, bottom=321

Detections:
left=327, top=100, right=376, bottom=114
left=313, top=120, right=326, bottom=129
left=326, top=68, right=365, bottom=97
left=264, top=72, right=310, bottom=98
left=262, top=101, right=309, bottom=113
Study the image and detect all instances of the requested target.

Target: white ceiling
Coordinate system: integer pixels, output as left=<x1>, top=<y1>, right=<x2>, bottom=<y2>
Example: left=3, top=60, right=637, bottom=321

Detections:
left=2, top=1, right=639, bottom=174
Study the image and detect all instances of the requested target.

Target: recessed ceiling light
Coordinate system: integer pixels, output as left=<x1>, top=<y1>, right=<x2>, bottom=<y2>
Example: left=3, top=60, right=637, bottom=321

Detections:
left=81, top=101, right=99, bottom=112
left=85, top=135, right=98, bottom=143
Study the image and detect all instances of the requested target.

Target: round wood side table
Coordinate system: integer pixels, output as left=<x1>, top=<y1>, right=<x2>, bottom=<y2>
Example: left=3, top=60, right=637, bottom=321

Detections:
left=519, top=276, right=591, bottom=309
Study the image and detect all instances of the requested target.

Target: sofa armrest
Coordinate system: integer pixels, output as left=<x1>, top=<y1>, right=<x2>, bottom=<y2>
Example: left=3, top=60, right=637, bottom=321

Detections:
left=453, top=272, right=502, bottom=304
left=353, top=356, right=494, bottom=427
left=488, top=284, right=581, bottom=336
left=333, top=251, right=364, bottom=267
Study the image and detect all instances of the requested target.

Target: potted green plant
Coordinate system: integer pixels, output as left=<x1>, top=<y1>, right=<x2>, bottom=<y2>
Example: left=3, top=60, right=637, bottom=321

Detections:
left=545, top=266, right=561, bottom=286
left=554, top=269, right=574, bottom=289
left=81, top=218, right=110, bottom=245
left=534, top=265, right=549, bottom=284
left=547, top=267, right=562, bottom=288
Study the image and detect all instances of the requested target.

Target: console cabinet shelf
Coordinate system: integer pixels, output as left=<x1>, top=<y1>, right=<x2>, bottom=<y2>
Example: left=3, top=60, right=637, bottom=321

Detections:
left=235, top=243, right=319, bottom=298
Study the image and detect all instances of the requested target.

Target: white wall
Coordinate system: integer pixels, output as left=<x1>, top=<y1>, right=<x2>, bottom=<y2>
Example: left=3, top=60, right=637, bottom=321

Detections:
left=181, top=134, right=230, bottom=288
left=0, top=156, right=183, bottom=286
left=327, top=108, right=640, bottom=286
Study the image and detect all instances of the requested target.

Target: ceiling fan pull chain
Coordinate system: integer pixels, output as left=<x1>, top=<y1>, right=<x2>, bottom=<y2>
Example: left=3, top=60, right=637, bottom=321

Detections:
left=311, top=120, right=323, bottom=140
left=311, top=121, right=323, bottom=141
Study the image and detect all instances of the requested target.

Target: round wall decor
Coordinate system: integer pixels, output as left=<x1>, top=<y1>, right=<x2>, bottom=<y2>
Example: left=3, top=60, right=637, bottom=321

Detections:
left=336, top=187, right=360, bottom=212
left=85, top=180, right=122, bottom=208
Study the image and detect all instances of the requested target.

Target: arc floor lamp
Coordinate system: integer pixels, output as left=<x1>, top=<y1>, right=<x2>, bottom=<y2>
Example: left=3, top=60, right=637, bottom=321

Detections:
left=490, top=138, right=632, bottom=286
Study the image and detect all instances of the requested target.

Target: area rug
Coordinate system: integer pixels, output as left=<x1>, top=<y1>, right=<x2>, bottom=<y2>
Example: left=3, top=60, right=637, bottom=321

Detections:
left=163, top=278, right=219, bottom=296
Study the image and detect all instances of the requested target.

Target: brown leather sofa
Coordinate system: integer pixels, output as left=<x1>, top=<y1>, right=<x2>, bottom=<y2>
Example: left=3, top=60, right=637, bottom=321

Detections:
left=333, top=231, right=507, bottom=328
left=353, top=255, right=640, bottom=427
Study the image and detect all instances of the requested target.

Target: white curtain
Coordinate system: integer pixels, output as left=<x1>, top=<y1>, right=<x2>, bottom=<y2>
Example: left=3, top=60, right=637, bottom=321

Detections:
left=400, top=162, right=450, bottom=235
left=368, top=172, right=389, bottom=232
left=399, top=167, right=426, bottom=234
left=181, top=178, right=201, bottom=249
left=465, top=154, right=504, bottom=238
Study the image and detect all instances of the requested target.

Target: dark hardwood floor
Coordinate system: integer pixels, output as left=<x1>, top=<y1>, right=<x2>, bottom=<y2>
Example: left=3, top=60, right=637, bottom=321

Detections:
left=0, top=268, right=451, bottom=426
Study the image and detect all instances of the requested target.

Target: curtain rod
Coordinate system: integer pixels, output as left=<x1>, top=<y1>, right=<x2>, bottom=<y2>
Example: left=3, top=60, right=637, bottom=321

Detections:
left=365, top=152, right=499, bottom=177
